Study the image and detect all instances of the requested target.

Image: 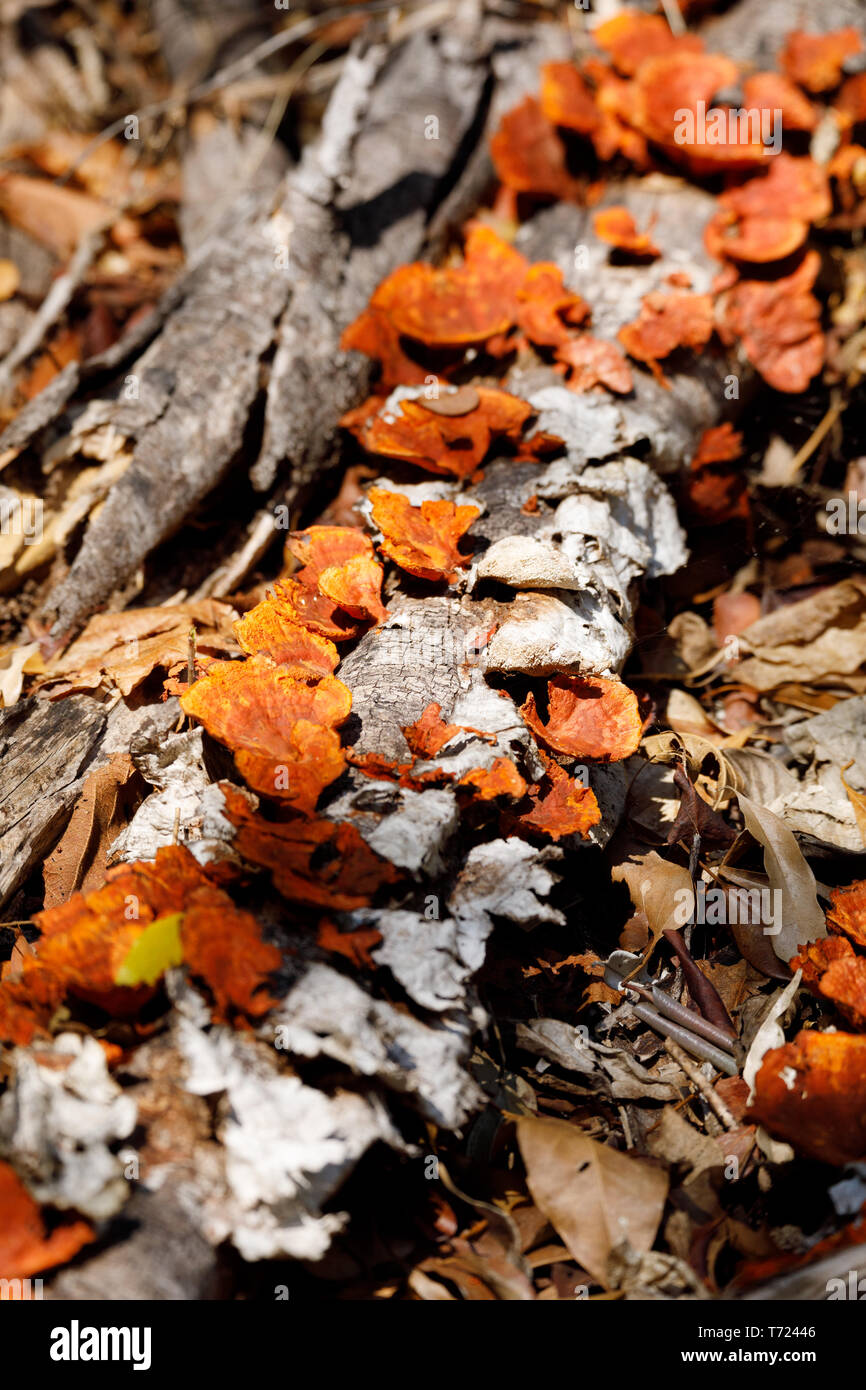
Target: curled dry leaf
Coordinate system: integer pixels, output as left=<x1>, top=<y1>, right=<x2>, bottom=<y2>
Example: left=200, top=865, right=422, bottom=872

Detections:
left=0, top=173, right=111, bottom=257
left=665, top=765, right=736, bottom=850
left=3, top=132, right=169, bottom=203
left=0, top=1161, right=93, bottom=1280
left=750, top=1029, right=866, bottom=1166
left=611, top=850, right=695, bottom=972
left=369, top=488, right=479, bottom=584
left=663, top=927, right=737, bottom=1037
left=516, top=1115, right=668, bottom=1288
left=180, top=657, right=351, bottom=810
left=733, top=575, right=866, bottom=689
left=43, top=601, right=239, bottom=698
left=736, top=792, right=827, bottom=963
left=593, top=207, right=660, bottom=259
left=43, top=752, right=138, bottom=908
left=520, top=675, right=642, bottom=762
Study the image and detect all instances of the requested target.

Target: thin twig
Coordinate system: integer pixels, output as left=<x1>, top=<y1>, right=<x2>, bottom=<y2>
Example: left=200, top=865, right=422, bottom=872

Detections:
left=660, top=0, right=687, bottom=36
left=618, top=1105, right=634, bottom=1150
left=58, top=0, right=429, bottom=187
left=186, top=627, right=196, bottom=690
left=664, top=1038, right=739, bottom=1130
left=241, top=38, right=330, bottom=186
left=0, top=232, right=102, bottom=403
left=610, top=972, right=737, bottom=1053
left=631, top=1001, right=738, bottom=1074
left=788, top=392, right=842, bottom=478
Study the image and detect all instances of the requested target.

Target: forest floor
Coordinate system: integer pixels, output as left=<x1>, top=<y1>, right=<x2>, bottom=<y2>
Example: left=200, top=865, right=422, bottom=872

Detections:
left=1, top=0, right=866, bottom=1304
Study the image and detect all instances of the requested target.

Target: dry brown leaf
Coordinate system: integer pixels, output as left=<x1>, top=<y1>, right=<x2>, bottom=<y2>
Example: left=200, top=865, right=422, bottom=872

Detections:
left=736, top=578, right=866, bottom=691
left=0, top=641, right=41, bottom=707
left=43, top=754, right=139, bottom=909
left=42, top=601, right=239, bottom=697
left=611, top=850, right=694, bottom=973
left=516, top=1115, right=668, bottom=1288
left=736, top=792, right=827, bottom=962
left=0, top=174, right=111, bottom=257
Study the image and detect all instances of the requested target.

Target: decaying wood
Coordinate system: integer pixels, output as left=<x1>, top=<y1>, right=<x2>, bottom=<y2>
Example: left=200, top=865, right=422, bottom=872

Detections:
left=2, top=20, right=547, bottom=640
left=0, top=696, right=107, bottom=910
left=0, top=0, right=857, bottom=1297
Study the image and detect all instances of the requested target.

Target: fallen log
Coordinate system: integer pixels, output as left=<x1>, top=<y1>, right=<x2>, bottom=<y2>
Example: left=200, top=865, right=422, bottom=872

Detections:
left=0, top=0, right=856, bottom=1297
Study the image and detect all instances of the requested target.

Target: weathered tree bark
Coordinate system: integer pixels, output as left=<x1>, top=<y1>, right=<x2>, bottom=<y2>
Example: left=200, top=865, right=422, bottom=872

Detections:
left=0, top=16, right=560, bottom=641
left=0, top=0, right=858, bottom=1297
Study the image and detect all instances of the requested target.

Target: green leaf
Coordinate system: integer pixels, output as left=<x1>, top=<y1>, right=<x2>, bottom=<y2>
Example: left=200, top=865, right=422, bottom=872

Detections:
left=115, top=912, right=184, bottom=987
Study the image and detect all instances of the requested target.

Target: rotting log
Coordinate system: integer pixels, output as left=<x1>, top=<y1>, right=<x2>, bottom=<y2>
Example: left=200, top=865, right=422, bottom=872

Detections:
left=0, top=0, right=857, bottom=1294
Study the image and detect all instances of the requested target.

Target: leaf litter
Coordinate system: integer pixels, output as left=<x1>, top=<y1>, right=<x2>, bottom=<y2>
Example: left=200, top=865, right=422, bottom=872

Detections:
left=1, top=0, right=866, bottom=1306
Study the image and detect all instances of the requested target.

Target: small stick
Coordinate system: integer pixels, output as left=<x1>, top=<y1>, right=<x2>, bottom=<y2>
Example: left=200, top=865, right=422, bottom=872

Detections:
left=0, top=232, right=102, bottom=402
left=185, top=627, right=196, bottom=731
left=187, top=627, right=196, bottom=689
left=631, top=1001, right=738, bottom=1075
left=615, top=976, right=736, bottom=1053
left=58, top=0, right=431, bottom=185
left=172, top=807, right=181, bottom=846
left=788, top=393, right=842, bottom=477
left=660, top=0, right=687, bottom=35
left=664, top=1037, right=739, bottom=1130
left=618, top=1105, right=634, bottom=1150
